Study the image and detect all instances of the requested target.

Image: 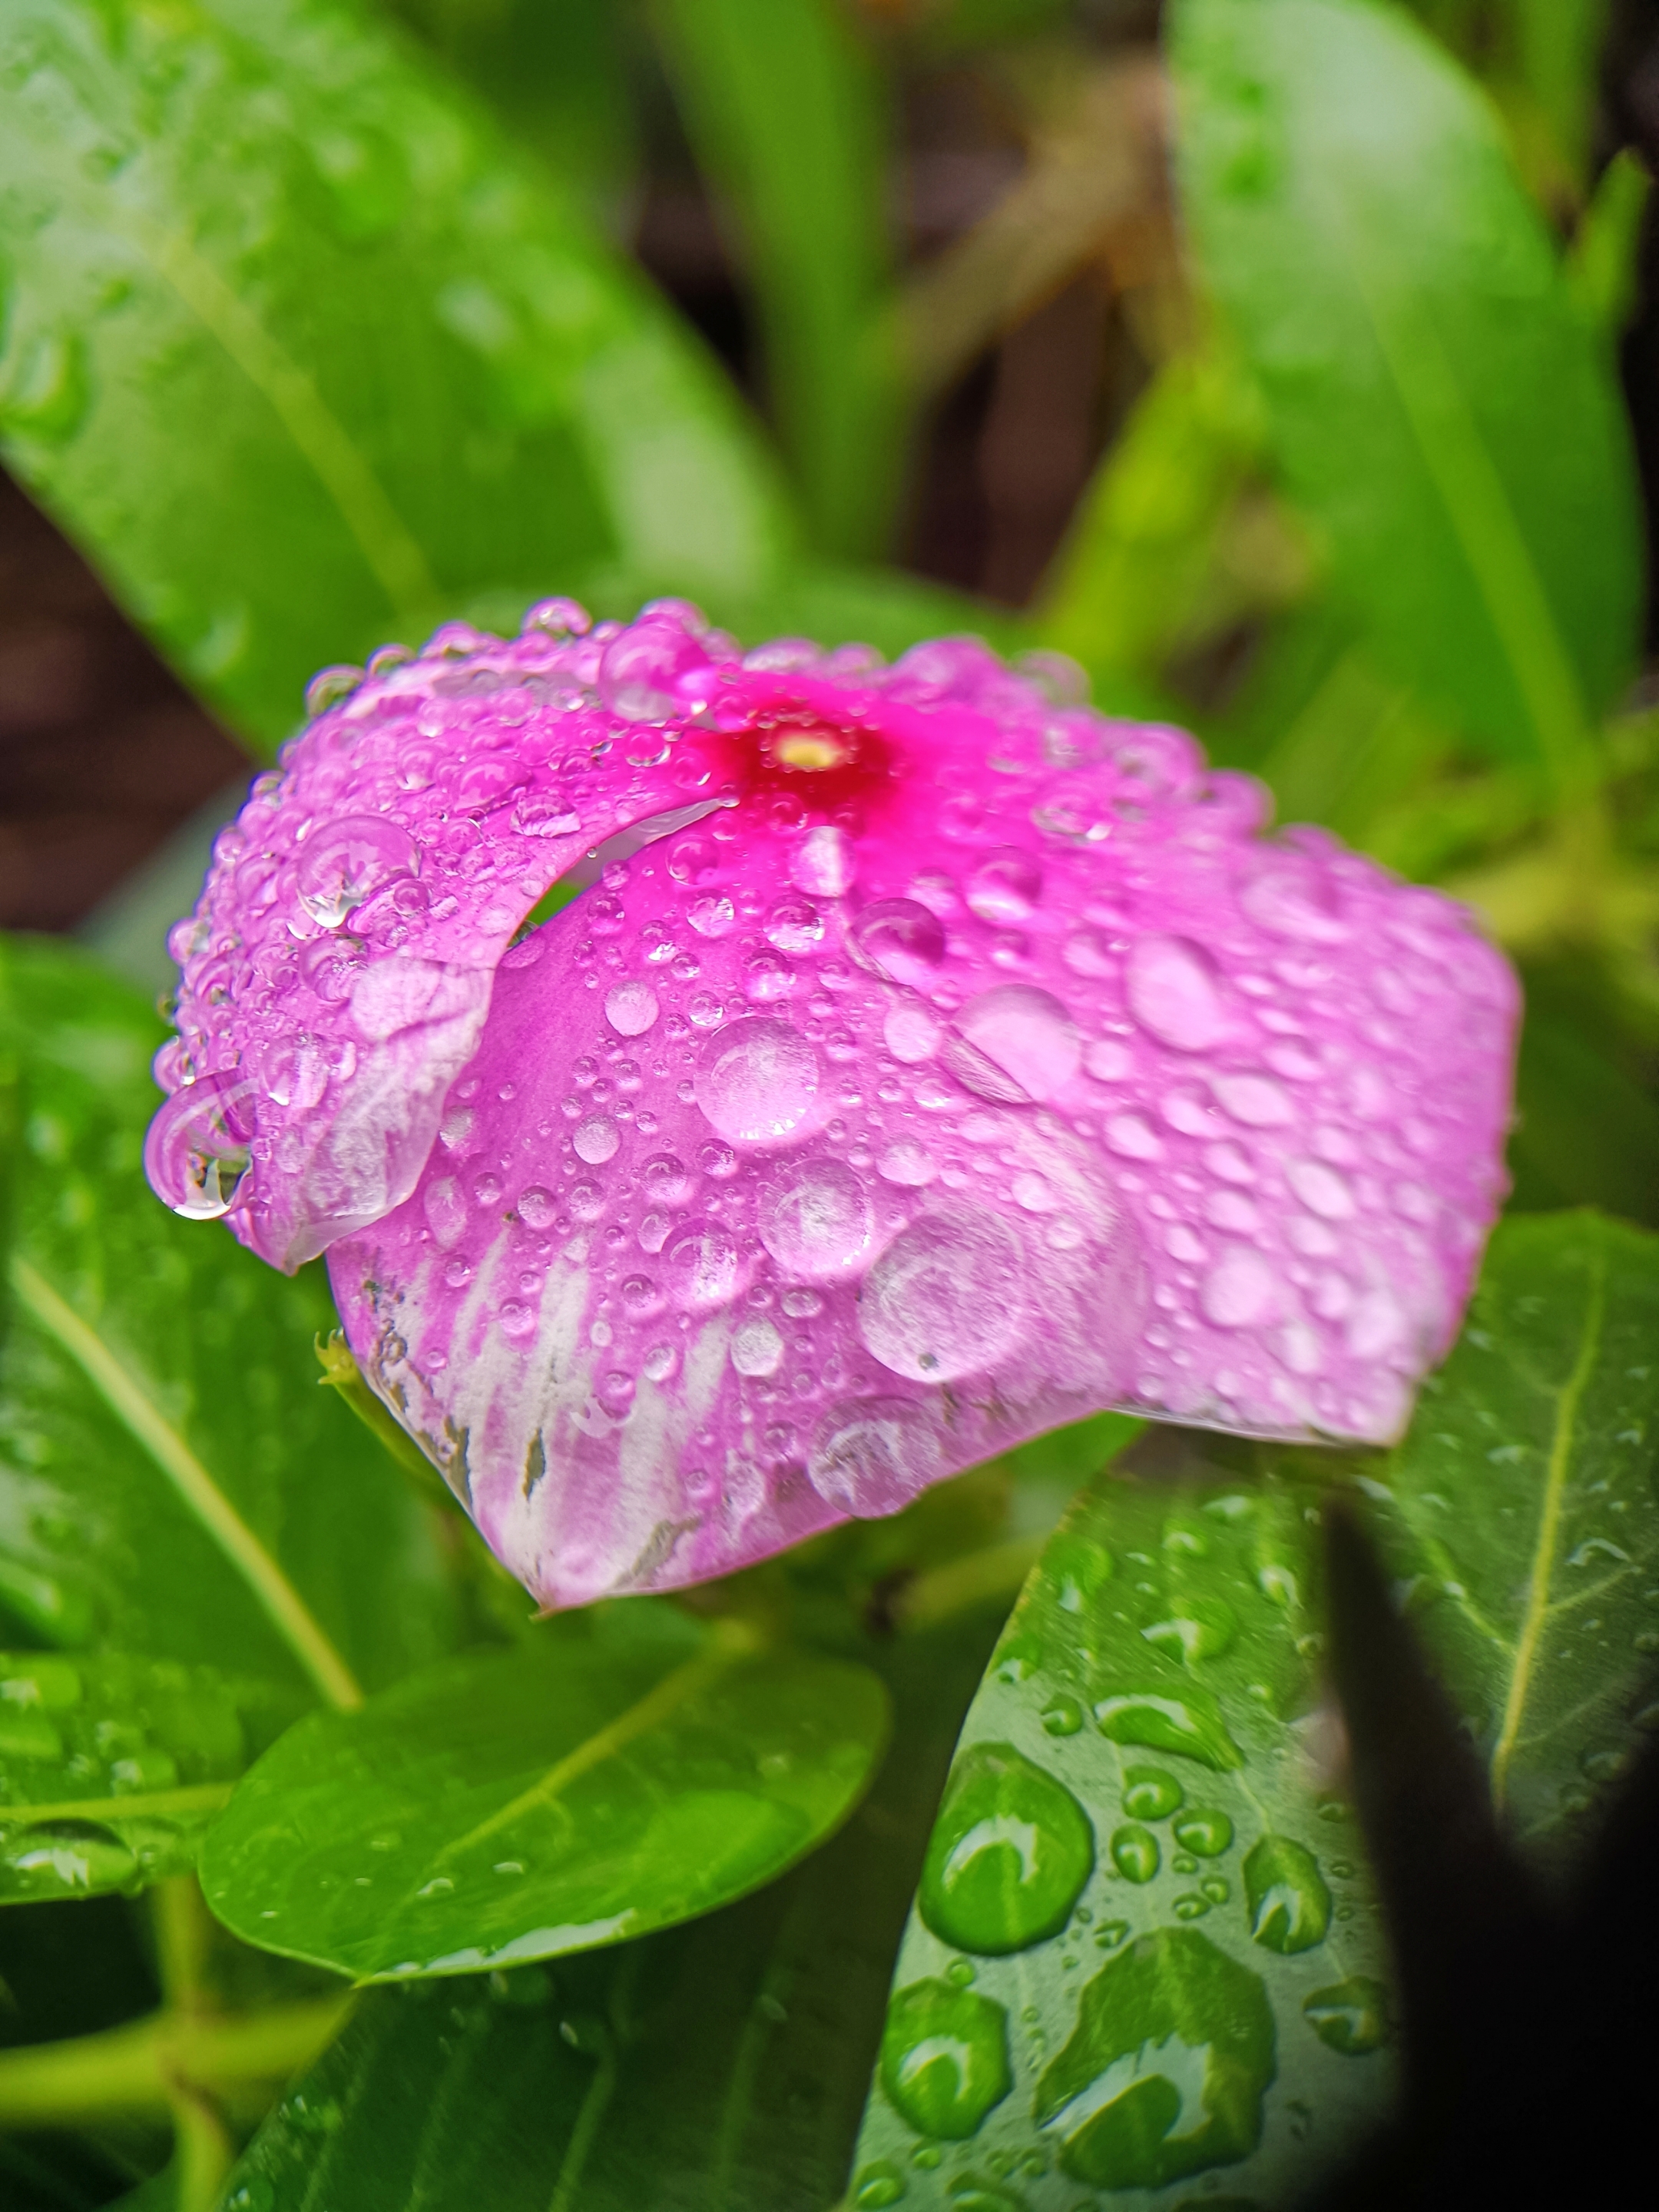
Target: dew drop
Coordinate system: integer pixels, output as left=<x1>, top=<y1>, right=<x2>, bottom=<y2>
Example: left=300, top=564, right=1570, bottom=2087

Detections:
left=1141, top=1599, right=1239, bottom=1664
left=792, top=824, right=856, bottom=896
left=573, top=1114, right=621, bottom=1165
left=1125, top=935, right=1228, bottom=1052
left=1041, top=1697, right=1084, bottom=1737
left=965, top=847, right=1041, bottom=923
left=808, top=1397, right=937, bottom=1515
left=884, top=1000, right=943, bottom=1064
left=919, top=1743, right=1095, bottom=1953
left=854, top=2161, right=908, bottom=2208
left=696, top=1018, right=821, bottom=1145
left=296, top=814, right=419, bottom=929
left=1285, top=1157, right=1356, bottom=1220
left=1303, top=1976, right=1390, bottom=2055
left=1243, top=1835, right=1332, bottom=1952
left=1110, top=1823, right=1160, bottom=1883
left=1199, top=1247, right=1281, bottom=1329
left=879, top=1979, right=1012, bottom=2140
left=1171, top=1807, right=1233, bottom=1856
left=1121, top=1767, right=1183, bottom=1821
left=858, top=1204, right=1026, bottom=1381
left=0, top=1821, right=139, bottom=1897
left=665, top=1223, right=740, bottom=1312
left=730, top=1318, right=784, bottom=1376
left=143, top=1075, right=254, bottom=1220
left=518, top=1186, right=555, bottom=1229
left=1211, top=1074, right=1293, bottom=1128
left=1094, top=1689, right=1243, bottom=1770
left=604, top=980, right=660, bottom=1036
left=950, top=985, right=1081, bottom=1104
left=759, top=1158, right=874, bottom=1279
left=849, top=898, right=945, bottom=988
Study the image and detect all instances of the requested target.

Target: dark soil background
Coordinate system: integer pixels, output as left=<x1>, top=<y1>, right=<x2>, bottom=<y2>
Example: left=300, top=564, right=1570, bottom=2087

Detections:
left=6, top=0, right=1659, bottom=937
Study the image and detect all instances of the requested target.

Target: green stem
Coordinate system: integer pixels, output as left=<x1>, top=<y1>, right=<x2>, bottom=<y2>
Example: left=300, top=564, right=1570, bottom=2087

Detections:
left=0, top=1996, right=353, bottom=2128
left=895, top=1536, right=1045, bottom=1633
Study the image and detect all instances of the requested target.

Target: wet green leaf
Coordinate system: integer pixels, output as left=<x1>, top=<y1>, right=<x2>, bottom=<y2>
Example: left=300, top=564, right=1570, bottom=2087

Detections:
left=853, top=1460, right=1389, bottom=2207
left=200, top=1604, right=890, bottom=1981
left=1174, top=0, right=1642, bottom=777
left=0, top=0, right=790, bottom=752
left=854, top=1210, right=1659, bottom=2203
left=0, top=1649, right=267, bottom=1904
left=0, top=935, right=459, bottom=1699
left=652, top=0, right=900, bottom=558
left=212, top=1613, right=1003, bottom=2209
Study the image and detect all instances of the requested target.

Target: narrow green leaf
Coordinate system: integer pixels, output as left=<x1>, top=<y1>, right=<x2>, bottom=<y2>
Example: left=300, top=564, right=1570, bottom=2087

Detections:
left=0, top=0, right=790, bottom=751
left=1568, top=146, right=1652, bottom=339
left=0, top=1651, right=269, bottom=1905
left=0, top=935, right=459, bottom=1697
left=212, top=1608, right=1004, bottom=2210
left=200, top=1604, right=891, bottom=1980
left=853, top=1210, right=1659, bottom=2202
left=1173, top=0, right=1642, bottom=780
left=651, top=0, right=902, bottom=558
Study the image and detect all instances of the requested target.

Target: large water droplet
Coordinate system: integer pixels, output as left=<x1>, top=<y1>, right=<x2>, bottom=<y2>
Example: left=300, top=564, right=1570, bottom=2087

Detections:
left=143, top=1075, right=255, bottom=1220
left=1125, top=936, right=1227, bottom=1053
left=604, top=980, right=660, bottom=1036
left=574, top=1114, right=621, bottom=1165
left=759, top=1158, right=874, bottom=1279
left=730, top=1318, right=784, bottom=1376
left=1171, top=1808, right=1233, bottom=1857
left=949, top=986, right=1080, bottom=1104
left=598, top=619, right=707, bottom=720
left=919, top=1743, right=1095, bottom=1953
left=1243, top=1835, right=1331, bottom=1952
left=965, top=847, right=1041, bottom=923
left=1094, top=1689, right=1243, bottom=1770
left=1141, top=1599, right=1238, bottom=1664
left=809, top=1398, right=938, bottom=1515
left=697, top=1018, right=821, bottom=1144
left=849, top=899, right=946, bottom=988
left=1034, top=1929, right=1275, bottom=2189
left=1303, top=1975, right=1390, bottom=2055
left=0, top=1820, right=139, bottom=1897
left=859, top=1204, right=1026, bottom=1381
left=879, top=1979, right=1012, bottom=2139
left=1110, top=1823, right=1160, bottom=1883
left=296, top=814, right=419, bottom=929
left=1121, top=1767, right=1183, bottom=1820
left=665, top=1222, right=740, bottom=1311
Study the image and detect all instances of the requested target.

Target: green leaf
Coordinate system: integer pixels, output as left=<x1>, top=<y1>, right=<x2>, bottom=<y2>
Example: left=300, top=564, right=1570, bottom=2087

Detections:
left=212, top=1608, right=1003, bottom=2210
left=651, top=0, right=901, bottom=558
left=1172, top=0, right=1642, bottom=781
left=0, top=0, right=791, bottom=752
left=853, top=1210, right=1659, bottom=2202
left=0, top=1649, right=268, bottom=1904
left=200, top=1604, right=891, bottom=1980
left=0, top=935, right=459, bottom=1700
left=851, top=1460, right=1389, bottom=2207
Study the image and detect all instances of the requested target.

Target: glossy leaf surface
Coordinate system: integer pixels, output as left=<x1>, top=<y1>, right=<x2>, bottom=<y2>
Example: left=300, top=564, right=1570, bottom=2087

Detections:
left=653, top=0, right=899, bottom=557
left=853, top=1464, right=1388, bottom=2207
left=0, top=0, right=790, bottom=751
left=201, top=1604, right=890, bottom=1979
left=0, top=935, right=459, bottom=1700
left=1174, top=0, right=1641, bottom=773
left=0, top=1649, right=265, bottom=1904
left=853, top=1210, right=1659, bottom=2203
left=213, top=1613, right=1003, bottom=2209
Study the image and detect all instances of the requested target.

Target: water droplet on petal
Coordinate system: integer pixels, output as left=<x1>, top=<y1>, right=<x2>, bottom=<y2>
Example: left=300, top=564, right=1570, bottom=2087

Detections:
left=1211, top=1074, right=1293, bottom=1128
left=1200, top=1247, right=1281, bottom=1328
left=791, top=824, right=856, bottom=896
left=859, top=1204, right=1026, bottom=1381
left=730, top=1318, right=784, bottom=1376
left=949, top=985, right=1080, bottom=1104
left=518, top=1187, right=555, bottom=1229
left=1125, top=935, right=1227, bottom=1052
left=877, top=1138, right=936, bottom=1186
left=1285, top=1158, right=1356, bottom=1220
left=143, top=1075, right=255, bottom=1220
left=296, top=814, right=419, bottom=929
left=849, top=899, right=945, bottom=988
left=965, top=847, right=1041, bottom=923
left=920, top=1743, right=1095, bottom=1952
left=765, top=899, right=823, bottom=955
left=665, top=1222, right=740, bottom=1311
left=512, top=790, right=581, bottom=836
left=809, top=1396, right=939, bottom=1514
left=884, top=1000, right=943, bottom=1063
left=759, top=1159, right=874, bottom=1279
left=604, top=980, right=659, bottom=1036
left=696, top=1018, right=821, bottom=1144
left=574, top=1114, right=621, bottom=1165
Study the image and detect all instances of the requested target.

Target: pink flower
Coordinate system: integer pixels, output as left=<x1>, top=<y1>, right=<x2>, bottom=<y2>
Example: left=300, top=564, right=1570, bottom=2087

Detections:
left=147, top=600, right=1518, bottom=1607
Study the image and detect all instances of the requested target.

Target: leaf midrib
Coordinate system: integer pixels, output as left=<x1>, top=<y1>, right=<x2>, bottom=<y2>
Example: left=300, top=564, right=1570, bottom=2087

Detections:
left=9, top=1254, right=362, bottom=1711
left=1488, top=1244, right=1608, bottom=1806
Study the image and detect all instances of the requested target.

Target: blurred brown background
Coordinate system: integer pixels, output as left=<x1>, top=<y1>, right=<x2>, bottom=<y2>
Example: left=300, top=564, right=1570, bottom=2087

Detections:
left=7, top=0, right=1659, bottom=937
